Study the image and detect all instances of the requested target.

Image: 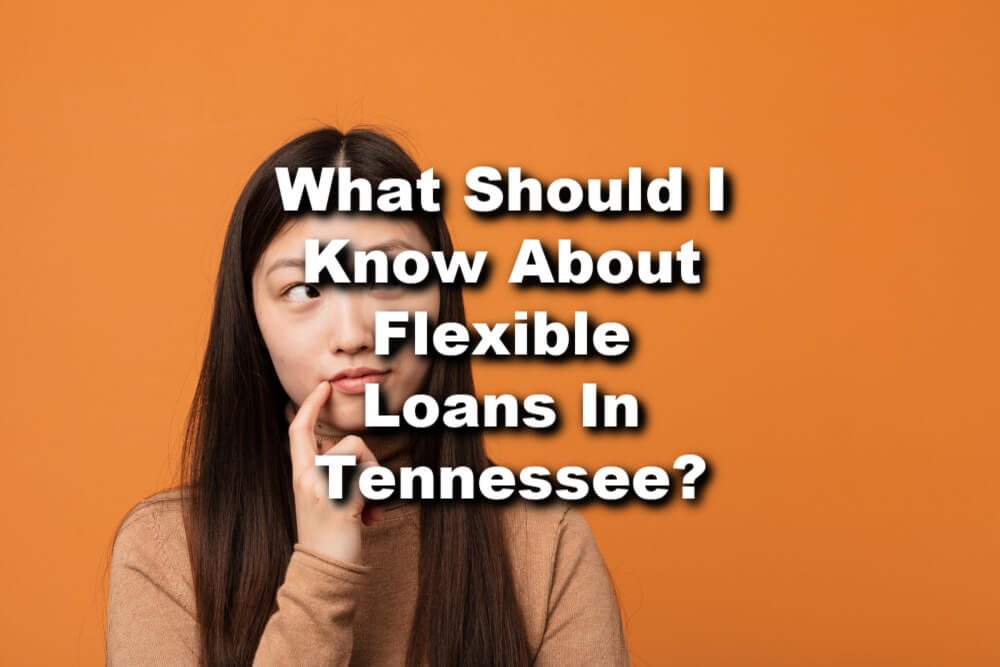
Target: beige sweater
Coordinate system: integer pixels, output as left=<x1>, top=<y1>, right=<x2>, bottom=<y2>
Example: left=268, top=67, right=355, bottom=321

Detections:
left=107, top=414, right=629, bottom=665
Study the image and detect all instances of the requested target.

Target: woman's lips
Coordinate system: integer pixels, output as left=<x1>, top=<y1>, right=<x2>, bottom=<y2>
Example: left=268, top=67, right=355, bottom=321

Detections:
left=330, top=371, right=389, bottom=394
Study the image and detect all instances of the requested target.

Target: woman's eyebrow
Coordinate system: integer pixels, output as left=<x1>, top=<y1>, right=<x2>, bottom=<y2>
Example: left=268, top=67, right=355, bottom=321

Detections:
left=360, top=239, right=419, bottom=254
left=264, top=239, right=421, bottom=277
left=265, top=257, right=305, bottom=277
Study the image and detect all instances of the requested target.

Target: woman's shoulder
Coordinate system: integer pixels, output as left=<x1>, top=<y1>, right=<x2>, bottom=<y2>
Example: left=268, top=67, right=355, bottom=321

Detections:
left=111, top=488, right=193, bottom=591
left=115, top=488, right=188, bottom=541
left=497, top=500, right=607, bottom=588
left=497, top=500, right=598, bottom=555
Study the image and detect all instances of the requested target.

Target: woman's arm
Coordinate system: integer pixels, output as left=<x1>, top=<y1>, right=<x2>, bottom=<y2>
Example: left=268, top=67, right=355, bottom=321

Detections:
left=252, top=546, right=369, bottom=665
left=533, top=507, right=630, bottom=666
left=106, top=501, right=369, bottom=666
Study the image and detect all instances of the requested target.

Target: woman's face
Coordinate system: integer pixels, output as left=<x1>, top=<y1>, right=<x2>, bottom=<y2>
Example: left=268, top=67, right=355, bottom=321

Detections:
left=251, top=214, right=440, bottom=434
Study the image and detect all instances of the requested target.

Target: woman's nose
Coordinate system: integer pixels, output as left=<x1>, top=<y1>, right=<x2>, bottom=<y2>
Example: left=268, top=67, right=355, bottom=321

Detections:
left=325, top=289, right=373, bottom=355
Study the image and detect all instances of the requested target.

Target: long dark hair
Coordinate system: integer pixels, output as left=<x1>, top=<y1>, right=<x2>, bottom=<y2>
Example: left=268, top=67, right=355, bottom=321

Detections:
left=181, top=127, right=530, bottom=666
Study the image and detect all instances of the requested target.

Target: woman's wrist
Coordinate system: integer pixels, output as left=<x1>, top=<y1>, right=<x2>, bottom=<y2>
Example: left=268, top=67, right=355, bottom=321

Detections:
left=291, top=543, right=371, bottom=582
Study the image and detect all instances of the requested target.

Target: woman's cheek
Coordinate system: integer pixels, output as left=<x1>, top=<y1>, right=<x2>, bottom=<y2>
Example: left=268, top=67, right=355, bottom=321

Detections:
left=387, top=350, right=432, bottom=413
left=272, top=333, right=321, bottom=399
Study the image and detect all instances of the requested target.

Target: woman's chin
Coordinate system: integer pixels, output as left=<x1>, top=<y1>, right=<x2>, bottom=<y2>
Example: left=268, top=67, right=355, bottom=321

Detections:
left=319, top=408, right=367, bottom=434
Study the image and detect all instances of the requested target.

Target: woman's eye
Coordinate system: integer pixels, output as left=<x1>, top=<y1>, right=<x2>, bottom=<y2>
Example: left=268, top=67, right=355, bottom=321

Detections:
left=284, top=283, right=320, bottom=301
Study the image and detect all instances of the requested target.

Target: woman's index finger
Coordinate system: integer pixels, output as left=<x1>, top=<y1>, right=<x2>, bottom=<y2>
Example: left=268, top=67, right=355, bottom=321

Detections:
left=288, top=380, right=332, bottom=477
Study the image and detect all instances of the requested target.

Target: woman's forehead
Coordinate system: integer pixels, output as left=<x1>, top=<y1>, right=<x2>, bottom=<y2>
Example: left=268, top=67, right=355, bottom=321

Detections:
left=266, top=214, right=430, bottom=255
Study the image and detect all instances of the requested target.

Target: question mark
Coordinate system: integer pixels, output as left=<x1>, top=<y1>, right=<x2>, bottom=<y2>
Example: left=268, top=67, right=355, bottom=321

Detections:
left=673, top=454, right=707, bottom=499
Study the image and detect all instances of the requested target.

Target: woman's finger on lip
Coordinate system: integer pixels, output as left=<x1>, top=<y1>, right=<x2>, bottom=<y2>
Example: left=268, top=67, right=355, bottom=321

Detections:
left=288, top=380, right=332, bottom=477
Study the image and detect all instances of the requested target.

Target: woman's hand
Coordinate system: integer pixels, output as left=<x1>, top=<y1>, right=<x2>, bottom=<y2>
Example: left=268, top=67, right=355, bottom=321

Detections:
left=288, top=380, right=384, bottom=565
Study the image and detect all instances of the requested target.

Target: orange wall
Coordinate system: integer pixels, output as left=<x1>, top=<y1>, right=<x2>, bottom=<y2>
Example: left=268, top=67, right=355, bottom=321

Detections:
left=1, top=1, right=997, bottom=664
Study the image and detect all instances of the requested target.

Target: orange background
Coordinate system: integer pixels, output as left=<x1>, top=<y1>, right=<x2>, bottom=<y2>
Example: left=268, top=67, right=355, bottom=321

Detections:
left=1, top=1, right=997, bottom=664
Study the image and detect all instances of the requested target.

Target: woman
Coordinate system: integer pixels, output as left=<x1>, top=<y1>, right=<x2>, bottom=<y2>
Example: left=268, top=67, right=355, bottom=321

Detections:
left=106, top=127, right=629, bottom=666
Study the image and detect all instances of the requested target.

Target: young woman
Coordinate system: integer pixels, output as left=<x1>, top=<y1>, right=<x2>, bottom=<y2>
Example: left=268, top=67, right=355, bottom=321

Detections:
left=106, top=127, right=629, bottom=666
